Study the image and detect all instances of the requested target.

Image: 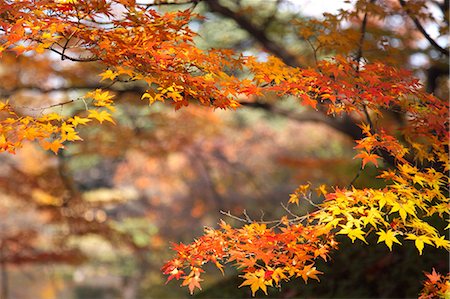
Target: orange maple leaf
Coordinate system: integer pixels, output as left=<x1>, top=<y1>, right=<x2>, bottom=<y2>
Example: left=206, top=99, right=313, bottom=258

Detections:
left=300, top=93, right=317, bottom=110
left=425, top=268, right=441, bottom=284
left=42, top=140, right=64, bottom=154
left=181, top=276, right=203, bottom=295
left=354, top=151, right=381, bottom=168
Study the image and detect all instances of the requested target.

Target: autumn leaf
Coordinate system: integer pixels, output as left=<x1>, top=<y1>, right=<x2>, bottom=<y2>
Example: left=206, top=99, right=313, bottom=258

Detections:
left=354, top=151, right=381, bottom=168
left=376, top=229, right=401, bottom=251
left=300, top=93, right=317, bottom=110
left=336, top=224, right=367, bottom=244
left=69, top=116, right=92, bottom=127
left=60, top=122, right=82, bottom=142
left=87, top=110, right=115, bottom=124
left=99, top=69, right=118, bottom=81
left=298, top=264, right=322, bottom=283
left=431, top=236, right=450, bottom=250
left=181, top=276, right=203, bottom=295
left=315, top=184, right=328, bottom=196
left=357, top=123, right=372, bottom=135
left=239, top=269, right=268, bottom=296
left=425, top=268, right=441, bottom=284
left=288, top=193, right=299, bottom=205
left=406, top=234, right=433, bottom=255
left=42, top=140, right=64, bottom=154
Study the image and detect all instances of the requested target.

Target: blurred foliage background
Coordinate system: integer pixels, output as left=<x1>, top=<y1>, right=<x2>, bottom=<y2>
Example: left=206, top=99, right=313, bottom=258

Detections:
left=0, top=0, right=448, bottom=298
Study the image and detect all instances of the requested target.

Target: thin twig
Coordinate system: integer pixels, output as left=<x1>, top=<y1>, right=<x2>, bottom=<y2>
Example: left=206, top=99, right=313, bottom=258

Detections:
left=243, top=209, right=253, bottom=223
left=280, top=202, right=300, bottom=218
left=303, top=193, right=321, bottom=209
left=259, top=210, right=265, bottom=222
left=348, top=163, right=363, bottom=187
left=220, top=211, right=249, bottom=223
left=61, top=29, right=79, bottom=61
left=306, top=38, right=319, bottom=67
left=48, top=47, right=99, bottom=62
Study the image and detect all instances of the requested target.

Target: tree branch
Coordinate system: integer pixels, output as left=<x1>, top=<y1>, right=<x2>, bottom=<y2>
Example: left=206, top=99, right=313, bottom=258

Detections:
left=240, top=101, right=363, bottom=140
left=355, top=0, right=375, bottom=69
left=399, top=0, right=449, bottom=56
left=204, top=0, right=301, bottom=67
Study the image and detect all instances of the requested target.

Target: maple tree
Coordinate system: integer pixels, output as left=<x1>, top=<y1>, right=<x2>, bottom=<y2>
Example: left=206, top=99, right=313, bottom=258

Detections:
left=0, top=0, right=448, bottom=298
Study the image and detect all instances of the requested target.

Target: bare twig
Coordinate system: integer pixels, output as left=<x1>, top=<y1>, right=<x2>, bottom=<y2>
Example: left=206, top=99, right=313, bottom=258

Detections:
left=243, top=209, right=253, bottom=223
left=303, top=193, right=321, bottom=209
left=280, top=202, right=300, bottom=218
left=348, top=163, right=363, bottom=187
left=220, top=211, right=250, bottom=223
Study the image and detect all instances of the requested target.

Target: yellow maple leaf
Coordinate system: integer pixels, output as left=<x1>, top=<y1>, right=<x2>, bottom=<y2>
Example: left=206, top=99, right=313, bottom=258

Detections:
left=288, top=193, right=299, bottom=205
left=337, top=224, right=367, bottom=244
left=376, top=229, right=401, bottom=251
left=406, top=234, right=433, bottom=255
left=239, top=269, right=268, bottom=296
left=431, top=235, right=450, bottom=250
left=315, top=184, right=328, bottom=196
left=69, top=116, right=91, bottom=127
left=42, top=139, right=64, bottom=154
left=60, top=122, right=82, bottom=142
left=87, top=110, right=115, bottom=124
left=86, top=89, right=115, bottom=107
left=99, top=69, right=118, bottom=81
left=142, top=92, right=156, bottom=105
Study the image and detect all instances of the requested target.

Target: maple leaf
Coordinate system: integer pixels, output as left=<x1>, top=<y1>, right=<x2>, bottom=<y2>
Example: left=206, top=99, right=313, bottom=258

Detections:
left=315, top=184, right=328, bottom=196
left=362, top=208, right=382, bottom=228
left=288, top=193, right=299, bottom=205
left=99, top=69, right=118, bottom=81
left=181, top=276, right=203, bottom=295
left=61, top=122, right=82, bottom=142
left=86, top=89, right=115, bottom=108
left=69, top=116, right=91, bottom=127
left=42, top=140, right=64, bottom=154
left=376, top=229, right=401, bottom=251
left=142, top=92, right=156, bottom=105
left=298, top=264, right=322, bottom=283
left=300, top=93, right=318, bottom=110
left=425, top=268, right=441, bottom=284
left=354, top=151, right=381, bottom=168
left=270, top=267, right=288, bottom=285
left=295, top=183, right=311, bottom=196
left=431, top=236, right=450, bottom=250
left=239, top=269, right=268, bottom=296
left=87, top=110, right=115, bottom=124
left=336, top=224, right=367, bottom=244
left=406, top=234, right=433, bottom=255
left=357, top=123, right=372, bottom=135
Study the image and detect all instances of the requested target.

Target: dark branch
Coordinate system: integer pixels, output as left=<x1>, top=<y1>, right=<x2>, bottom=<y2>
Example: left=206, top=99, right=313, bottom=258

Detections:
left=355, top=0, right=375, bottom=69
left=399, top=0, right=449, bottom=56
left=49, top=47, right=100, bottom=62
left=240, top=101, right=362, bottom=141
left=204, top=0, right=301, bottom=67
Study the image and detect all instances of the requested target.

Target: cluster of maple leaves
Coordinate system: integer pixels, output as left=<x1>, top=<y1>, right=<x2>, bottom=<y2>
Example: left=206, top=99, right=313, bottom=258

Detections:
left=419, top=268, right=450, bottom=299
left=162, top=220, right=335, bottom=295
left=0, top=0, right=448, bottom=297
